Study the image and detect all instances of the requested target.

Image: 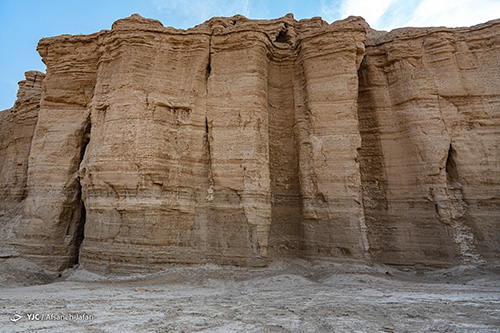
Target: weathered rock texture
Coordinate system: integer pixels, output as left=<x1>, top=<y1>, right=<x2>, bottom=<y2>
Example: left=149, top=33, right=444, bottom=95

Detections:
left=0, top=71, right=44, bottom=261
left=359, top=23, right=500, bottom=266
left=0, top=14, right=498, bottom=272
left=0, top=71, right=44, bottom=209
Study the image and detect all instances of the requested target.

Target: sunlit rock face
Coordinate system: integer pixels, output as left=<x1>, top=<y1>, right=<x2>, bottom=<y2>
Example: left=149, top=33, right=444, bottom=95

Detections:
left=0, top=14, right=498, bottom=272
left=358, top=22, right=500, bottom=266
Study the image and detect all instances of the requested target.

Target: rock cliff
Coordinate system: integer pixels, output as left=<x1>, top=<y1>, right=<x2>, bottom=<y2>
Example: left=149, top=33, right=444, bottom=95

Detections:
left=0, top=14, right=498, bottom=272
left=0, top=71, right=44, bottom=209
left=0, top=71, right=44, bottom=257
left=359, top=23, right=500, bottom=266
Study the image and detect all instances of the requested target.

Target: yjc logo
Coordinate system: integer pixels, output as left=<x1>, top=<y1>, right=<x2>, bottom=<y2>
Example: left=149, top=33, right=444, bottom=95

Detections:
left=10, top=313, right=23, bottom=322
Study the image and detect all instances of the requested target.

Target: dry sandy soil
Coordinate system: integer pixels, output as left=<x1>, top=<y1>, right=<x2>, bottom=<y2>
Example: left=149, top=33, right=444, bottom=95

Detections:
left=0, top=258, right=499, bottom=332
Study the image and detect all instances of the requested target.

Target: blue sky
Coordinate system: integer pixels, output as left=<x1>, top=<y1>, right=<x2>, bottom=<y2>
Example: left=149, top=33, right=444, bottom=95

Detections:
left=1, top=0, right=499, bottom=110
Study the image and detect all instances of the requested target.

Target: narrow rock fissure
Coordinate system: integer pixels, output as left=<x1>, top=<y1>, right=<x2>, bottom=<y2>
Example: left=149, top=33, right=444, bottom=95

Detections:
left=73, top=196, right=86, bottom=266
left=205, top=117, right=214, bottom=201
left=205, top=31, right=214, bottom=202
left=206, top=33, right=213, bottom=80
left=355, top=59, right=376, bottom=259
left=445, top=144, right=458, bottom=184
left=73, top=118, right=91, bottom=266
left=205, top=117, right=211, bottom=156
left=206, top=57, right=211, bottom=78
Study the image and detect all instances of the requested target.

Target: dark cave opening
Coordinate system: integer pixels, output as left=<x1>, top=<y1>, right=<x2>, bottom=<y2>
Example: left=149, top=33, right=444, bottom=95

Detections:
left=275, top=30, right=288, bottom=43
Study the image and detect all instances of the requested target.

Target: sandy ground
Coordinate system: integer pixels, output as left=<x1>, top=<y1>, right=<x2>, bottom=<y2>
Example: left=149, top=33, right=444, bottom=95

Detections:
left=0, top=258, right=499, bottom=332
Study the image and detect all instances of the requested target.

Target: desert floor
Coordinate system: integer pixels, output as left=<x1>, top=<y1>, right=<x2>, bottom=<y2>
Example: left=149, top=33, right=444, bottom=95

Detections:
left=1, top=258, right=499, bottom=332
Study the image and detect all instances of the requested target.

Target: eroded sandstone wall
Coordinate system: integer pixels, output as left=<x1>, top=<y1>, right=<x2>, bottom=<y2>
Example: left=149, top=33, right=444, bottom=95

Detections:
left=358, top=22, right=500, bottom=266
left=1, top=14, right=498, bottom=271
left=0, top=71, right=44, bottom=210
left=0, top=71, right=44, bottom=257
left=16, top=35, right=98, bottom=269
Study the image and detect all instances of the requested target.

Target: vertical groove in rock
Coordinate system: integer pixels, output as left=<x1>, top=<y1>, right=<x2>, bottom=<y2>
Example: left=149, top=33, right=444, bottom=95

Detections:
left=437, top=144, right=484, bottom=264
left=205, top=116, right=214, bottom=202
left=267, top=28, right=303, bottom=256
left=445, top=144, right=458, bottom=183
left=357, top=55, right=390, bottom=261
left=73, top=116, right=91, bottom=266
left=354, top=50, right=371, bottom=260
left=292, top=44, right=313, bottom=255
left=290, top=43, right=312, bottom=256
left=206, top=33, right=213, bottom=80
left=205, top=31, right=214, bottom=203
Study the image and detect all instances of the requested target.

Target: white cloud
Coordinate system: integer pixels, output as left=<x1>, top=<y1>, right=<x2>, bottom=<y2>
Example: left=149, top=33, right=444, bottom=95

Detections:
left=407, top=0, right=500, bottom=28
left=322, top=0, right=500, bottom=31
left=154, top=0, right=250, bottom=28
left=340, top=0, right=397, bottom=26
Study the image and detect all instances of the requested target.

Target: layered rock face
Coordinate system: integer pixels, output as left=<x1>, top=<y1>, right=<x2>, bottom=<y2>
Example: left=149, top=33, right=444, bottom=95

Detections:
left=0, top=71, right=44, bottom=209
left=0, top=71, right=44, bottom=253
left=358, top=23, right=500, bottom=265
left=0, top=14, right=498, bottom=272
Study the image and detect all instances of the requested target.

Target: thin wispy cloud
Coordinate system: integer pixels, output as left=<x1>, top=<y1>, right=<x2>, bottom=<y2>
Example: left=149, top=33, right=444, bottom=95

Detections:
left=341, top=0, right=397, bottom=27
left=321, top=0, right=500, bottom=31
left=320, top=0, right=340, bottom=23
